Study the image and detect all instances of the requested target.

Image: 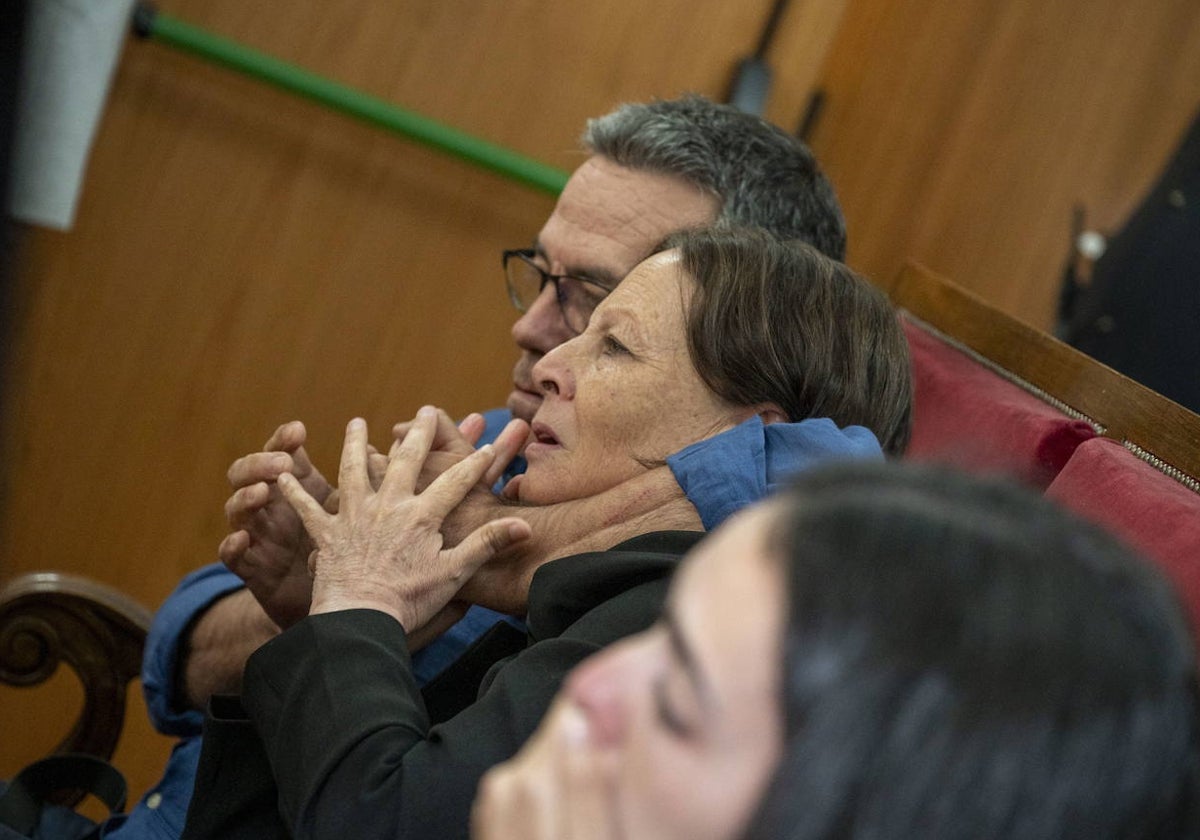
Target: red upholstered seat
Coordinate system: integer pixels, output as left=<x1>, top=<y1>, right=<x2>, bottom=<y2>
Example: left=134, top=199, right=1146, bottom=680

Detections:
left=1046, top=437, right=1200, bottom=636
left=902, top=319, right=1097, bottom=488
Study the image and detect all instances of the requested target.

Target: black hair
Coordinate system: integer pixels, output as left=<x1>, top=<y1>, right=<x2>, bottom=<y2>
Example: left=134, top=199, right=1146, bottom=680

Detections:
left=745, top=462, right=1200, bottom=839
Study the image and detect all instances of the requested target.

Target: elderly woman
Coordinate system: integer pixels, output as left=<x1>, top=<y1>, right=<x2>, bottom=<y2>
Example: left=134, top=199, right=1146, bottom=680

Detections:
left=474, top=463, right=1200, bottom=840
left=182, top=229, right=912, bottom=840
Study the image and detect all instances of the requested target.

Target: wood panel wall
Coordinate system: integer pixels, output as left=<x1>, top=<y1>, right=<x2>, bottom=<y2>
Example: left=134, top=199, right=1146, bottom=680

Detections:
left=810, top=0, right=1200, bottom=327
left=4, top=0, right=1197, bottom=805
left=0, top=0, right=843, bottom=799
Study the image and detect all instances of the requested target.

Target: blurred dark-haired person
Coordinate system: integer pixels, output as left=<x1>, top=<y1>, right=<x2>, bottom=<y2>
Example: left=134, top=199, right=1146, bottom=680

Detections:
left=475, top=461, right=1200, bottom=840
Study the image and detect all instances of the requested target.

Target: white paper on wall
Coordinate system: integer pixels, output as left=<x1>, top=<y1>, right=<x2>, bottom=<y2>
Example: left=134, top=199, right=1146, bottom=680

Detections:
left=8, top=0, right=136, bottom=230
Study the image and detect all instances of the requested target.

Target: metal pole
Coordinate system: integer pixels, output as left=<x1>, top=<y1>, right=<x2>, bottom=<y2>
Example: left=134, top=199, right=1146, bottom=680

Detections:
left=133, top=5, right=569, bottom=196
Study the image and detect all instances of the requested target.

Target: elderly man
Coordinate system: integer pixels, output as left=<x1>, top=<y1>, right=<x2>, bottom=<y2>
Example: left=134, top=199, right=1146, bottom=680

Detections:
left=112, top=95, right=867, bottom=840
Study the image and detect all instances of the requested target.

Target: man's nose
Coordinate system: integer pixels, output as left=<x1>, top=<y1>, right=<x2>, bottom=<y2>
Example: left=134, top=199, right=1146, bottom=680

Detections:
left=511, top=283, right=575, bottom=355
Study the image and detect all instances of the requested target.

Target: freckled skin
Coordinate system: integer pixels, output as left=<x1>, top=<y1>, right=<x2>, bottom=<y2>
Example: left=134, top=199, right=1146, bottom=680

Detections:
left=519, top=251, right=752, bottom=505
left=507, top=157, right=719, bottom=423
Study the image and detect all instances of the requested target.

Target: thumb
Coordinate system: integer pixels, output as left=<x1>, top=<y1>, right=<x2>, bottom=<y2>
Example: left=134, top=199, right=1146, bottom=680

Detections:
left=446, top=517, right=531, bottom=580
left=500, top=474, right=523, bottom=501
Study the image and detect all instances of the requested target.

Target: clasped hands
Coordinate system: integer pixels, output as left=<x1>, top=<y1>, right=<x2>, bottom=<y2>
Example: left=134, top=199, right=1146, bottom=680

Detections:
left=221, top=407, right=529, bottom=634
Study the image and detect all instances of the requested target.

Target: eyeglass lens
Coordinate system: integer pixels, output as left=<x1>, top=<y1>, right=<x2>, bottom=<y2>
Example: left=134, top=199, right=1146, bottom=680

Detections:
left=506, top=255, right=607, bottom=334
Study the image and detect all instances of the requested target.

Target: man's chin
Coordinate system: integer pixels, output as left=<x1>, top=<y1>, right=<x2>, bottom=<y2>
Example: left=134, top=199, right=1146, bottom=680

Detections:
left=506, top=389, right=543, bottom=423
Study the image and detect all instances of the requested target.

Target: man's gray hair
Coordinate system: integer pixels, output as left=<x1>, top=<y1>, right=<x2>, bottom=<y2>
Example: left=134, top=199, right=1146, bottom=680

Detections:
left=582, top=95, right=846, bottom=260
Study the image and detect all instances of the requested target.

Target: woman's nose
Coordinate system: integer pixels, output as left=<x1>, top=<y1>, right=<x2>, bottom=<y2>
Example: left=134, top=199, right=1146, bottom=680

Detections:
left=530, top=340, right=577, bottom=400
left=564, top=635, right=658, bottom=747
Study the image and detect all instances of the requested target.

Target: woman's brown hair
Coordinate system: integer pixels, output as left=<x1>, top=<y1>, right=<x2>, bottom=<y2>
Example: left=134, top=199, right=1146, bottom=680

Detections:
left=666, top=227, right=913, bottom=455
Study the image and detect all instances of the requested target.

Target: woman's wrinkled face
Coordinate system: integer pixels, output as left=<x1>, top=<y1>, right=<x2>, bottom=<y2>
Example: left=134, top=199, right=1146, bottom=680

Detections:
left=554, top=504, right=786, bottom=839
left=518, top=249, right=745, bottom=504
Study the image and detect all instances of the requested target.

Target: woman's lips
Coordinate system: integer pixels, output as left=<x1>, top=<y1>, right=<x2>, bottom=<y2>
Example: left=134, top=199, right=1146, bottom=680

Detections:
left=531, top=422, right=560, bottom=445
left=525, top=421, right=563, bottom=457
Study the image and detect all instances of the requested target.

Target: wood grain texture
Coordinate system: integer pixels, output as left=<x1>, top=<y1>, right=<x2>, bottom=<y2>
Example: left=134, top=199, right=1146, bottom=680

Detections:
left=0, top=0, right=843, bottom=799
left=812, top=0, right=1200, bottom=327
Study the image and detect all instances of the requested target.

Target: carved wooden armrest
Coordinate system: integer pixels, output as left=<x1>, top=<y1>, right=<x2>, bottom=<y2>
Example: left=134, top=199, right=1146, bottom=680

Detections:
left=0, top=572, right=153, bottom=762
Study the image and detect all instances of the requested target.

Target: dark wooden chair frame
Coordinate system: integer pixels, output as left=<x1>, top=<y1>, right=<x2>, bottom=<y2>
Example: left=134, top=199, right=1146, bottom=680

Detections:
left=0, top=573, right=152, bottom=761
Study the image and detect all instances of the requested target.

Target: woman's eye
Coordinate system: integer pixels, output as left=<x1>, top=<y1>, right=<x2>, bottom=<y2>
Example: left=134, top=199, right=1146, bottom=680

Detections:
left=652, top=674, right=691, bottom=738
left=602, top=335, right=630, bottom=356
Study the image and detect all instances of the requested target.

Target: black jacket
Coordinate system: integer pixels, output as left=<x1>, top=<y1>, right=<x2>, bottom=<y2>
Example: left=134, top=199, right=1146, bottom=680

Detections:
left=1061, top=107, right=1200, bottom=413
left=181, top=531, right=702, bottom=840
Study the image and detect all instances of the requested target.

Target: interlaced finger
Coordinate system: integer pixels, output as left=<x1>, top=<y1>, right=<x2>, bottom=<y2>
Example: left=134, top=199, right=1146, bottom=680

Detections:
left=432, top=408, right=477, bottom=455
left=484, top=418, right=530, bottom=488
left=277, top=472, right=330, bottom=536
left=379, top=407, right=438, bottom=499
left=227, top=451, right=292, bottom=488
left=396, top=409, right=482, bottom=456
left=336, top=418, right=372, bottom=501
left=218, top=530, right=250, bottom=568
left=263, top=420, right=305, bottom=452
left=367, top=450, right=388, bottom=491
left=457, top=412, right=486, bottom=446
left=290, top=445, right=318, bottom=483
left=421, top=444, right=497, bottom=519
left=225, top=482, right=270, bottom=528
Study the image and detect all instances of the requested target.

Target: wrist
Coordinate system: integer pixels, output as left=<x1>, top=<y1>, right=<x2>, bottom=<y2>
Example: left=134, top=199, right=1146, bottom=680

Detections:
left=309, top=589, right=413, bottom=630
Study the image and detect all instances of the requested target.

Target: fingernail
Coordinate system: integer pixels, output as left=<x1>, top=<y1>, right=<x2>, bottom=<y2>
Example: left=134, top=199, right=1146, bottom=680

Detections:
left=507, top=521, right=528, bottom=542
left=349, top=417, right=365, bottom=431
left=478, top=443, right=495, bottom=456
left=418, top=405, right=437, bottom=419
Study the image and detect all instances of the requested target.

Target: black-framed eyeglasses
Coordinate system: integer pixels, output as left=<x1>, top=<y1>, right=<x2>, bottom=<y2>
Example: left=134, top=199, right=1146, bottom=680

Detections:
left=502, top=249, right=614, bottom=335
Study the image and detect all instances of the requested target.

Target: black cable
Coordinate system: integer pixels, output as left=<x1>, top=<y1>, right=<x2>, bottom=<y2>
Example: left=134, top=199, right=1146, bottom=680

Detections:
left=753, top=0, right=791, bottom=59
left=727, top=0, right=791, bottom=115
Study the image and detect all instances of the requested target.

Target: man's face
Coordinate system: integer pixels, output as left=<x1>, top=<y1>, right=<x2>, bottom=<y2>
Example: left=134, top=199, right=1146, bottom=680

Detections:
left=506, top=156, right=719, bottom=422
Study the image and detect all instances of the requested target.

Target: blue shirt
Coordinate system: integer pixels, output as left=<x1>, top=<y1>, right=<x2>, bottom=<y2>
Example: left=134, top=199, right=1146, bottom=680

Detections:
left=109, top=411, right=880, bottom=838
left=667, top=415, right=883, bottom=529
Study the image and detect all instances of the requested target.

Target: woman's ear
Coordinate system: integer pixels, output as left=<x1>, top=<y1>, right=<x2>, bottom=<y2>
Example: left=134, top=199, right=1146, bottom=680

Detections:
left=757, top=405, right=788, bottom=426
left=728, top=403, right=789, bottom=428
